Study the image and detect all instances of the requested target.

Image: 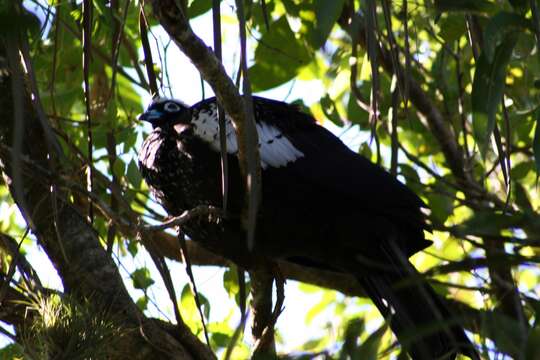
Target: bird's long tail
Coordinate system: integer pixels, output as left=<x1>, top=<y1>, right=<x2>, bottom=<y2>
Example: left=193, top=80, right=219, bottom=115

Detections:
left=357, top=243, right=478, bottom=360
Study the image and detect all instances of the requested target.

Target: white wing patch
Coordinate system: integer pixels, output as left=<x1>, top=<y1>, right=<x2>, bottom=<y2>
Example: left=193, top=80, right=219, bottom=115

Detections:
left=188, top=103, right=304, bottom=169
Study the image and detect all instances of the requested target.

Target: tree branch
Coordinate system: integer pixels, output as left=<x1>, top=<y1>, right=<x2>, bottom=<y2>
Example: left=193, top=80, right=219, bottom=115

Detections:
left=0, top=20, right=209, bottom=359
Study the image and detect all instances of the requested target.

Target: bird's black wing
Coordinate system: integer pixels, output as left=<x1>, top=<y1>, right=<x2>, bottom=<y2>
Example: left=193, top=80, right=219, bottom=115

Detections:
left=252, top=96, right=429, bottom=254
left=251, top=97, right=479, bottom=360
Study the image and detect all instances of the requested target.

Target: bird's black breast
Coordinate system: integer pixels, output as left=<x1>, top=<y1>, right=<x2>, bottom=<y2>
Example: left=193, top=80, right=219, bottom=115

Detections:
left=139, top=126, right=222, bottom=215
left=138, top=125, right=258, bottom=265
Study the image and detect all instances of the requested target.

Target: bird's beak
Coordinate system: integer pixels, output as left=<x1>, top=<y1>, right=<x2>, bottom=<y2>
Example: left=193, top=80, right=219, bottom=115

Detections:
left=138, top=109, right=162, bottom=122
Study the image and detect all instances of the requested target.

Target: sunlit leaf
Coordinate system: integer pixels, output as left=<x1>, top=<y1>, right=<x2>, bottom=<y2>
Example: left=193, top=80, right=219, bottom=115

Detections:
left=136, top=295, right=149, bottom=311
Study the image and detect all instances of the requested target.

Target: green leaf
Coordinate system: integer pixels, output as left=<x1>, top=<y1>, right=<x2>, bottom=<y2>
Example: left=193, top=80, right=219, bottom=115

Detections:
left=483, top=12, right=531, bottom=62
left=481, top=311, right=527, bottom=356
left=181, top=284, right=211, bottom=320
left=354, top=323, right=387, bottom=360
left=434, top=0, right=497, bottom=14
left=135, top=295, right=148, bottom=311
left=188, top=0, right=212, bottom=19
left=339, top=318, right=364, bottom=359
left=211, top=332, right=231, bottom=347
left=249, top=16, right=311, bottom=91
left=320, top=94, right=344, bottom=126
left=127, top=159, right=142, bottom=188
left=510, top=161, right=533, bottom=180
left=223, top=267, right=239, bottom=298
left=526, top=325, right=540, bottom=360
left=309, top=0, right=346, bottom=48
left=534, top=110, right=540, bottom=175
left=127, top=240, right=138, bottom=257
left=438, top=14, right=466, bottom=43
left=132, top=267, right=154, bottom=290
left=398, top=164, right=422, bottom=194
left=426, top=192, right=454, bottom=224
left=460, top=211, right=523, bottom=236
left=223, top=266, right=249, bottom=307
left=471, top=33, right=517, bottom=157
left=0, top=343, right=24, bottom=359
left=112, top=158, right=126, bottom=179
left=136, top=295, right=149, bottom=311
left=513, top=182, right=534, bottom=213
left=347, top=93, right=369, bottom=128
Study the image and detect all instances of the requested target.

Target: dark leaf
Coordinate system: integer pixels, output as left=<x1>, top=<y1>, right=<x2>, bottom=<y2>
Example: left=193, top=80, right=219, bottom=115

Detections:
left=460, top=211, right=523, bottom=236
left=127, top=159, right=143, bottom=188
left=510, top=161, right=533, bottom=180
left=438, top=14, right=467, bottom=43
left=434, top=0, right=497, bottom=14
left=211, top=332, right=231, bottom=347
left=249, top=16, right=311, bottom=91
left=483, top=12, right=531, bottom=62
left=309, top=0, right=346, bottom=48
left=526, top=325, right=540, bottom=360
left=132, top=267, right=154, bottom=290
left=481, top=311, right=527, bottom=357
left=188, top=0, right=212, bottom=18
left=339, top=318, right=364, bottom=359
left=513, top=182, right=534, bottom=213
left=534, top=110, right=540, bottom=175
left=355, top=324, right=387, bottom=360
left=320, top=94, right=344, bottom=126
left=471, top=33, right=517, bottom=157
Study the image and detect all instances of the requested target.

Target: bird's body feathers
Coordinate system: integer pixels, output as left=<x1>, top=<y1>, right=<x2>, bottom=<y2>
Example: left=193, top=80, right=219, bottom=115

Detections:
left=138, top=96, right=477, bottom=360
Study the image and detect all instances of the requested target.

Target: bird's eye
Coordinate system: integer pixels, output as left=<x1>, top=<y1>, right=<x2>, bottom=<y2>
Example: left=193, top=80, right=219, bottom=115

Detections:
left=164, top=102, right=181, bottom=112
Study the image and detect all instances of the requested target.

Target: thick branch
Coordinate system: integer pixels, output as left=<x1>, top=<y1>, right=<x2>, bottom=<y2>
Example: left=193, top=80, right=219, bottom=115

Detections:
left=0, top=22, right=210, bottom=359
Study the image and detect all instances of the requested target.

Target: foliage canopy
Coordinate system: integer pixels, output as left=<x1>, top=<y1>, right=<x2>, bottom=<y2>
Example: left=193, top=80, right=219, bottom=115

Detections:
left=1, top=0, right=540, bottom=359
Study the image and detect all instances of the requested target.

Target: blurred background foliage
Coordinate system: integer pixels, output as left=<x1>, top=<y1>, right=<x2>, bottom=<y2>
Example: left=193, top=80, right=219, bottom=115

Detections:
left=1, top=0, right=540, bottom=359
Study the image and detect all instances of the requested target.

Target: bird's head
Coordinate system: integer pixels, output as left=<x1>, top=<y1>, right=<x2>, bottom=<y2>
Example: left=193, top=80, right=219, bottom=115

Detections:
left=138, top=98, right=190, bottom=128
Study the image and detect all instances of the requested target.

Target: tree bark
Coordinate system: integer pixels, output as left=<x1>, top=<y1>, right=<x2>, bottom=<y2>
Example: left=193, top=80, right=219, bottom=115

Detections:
left=0, top=18, right=212, bottom=360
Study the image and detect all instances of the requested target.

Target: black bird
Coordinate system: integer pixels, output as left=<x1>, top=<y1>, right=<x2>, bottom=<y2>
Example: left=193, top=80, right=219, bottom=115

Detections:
left=138, top=96, right=478, bottom=360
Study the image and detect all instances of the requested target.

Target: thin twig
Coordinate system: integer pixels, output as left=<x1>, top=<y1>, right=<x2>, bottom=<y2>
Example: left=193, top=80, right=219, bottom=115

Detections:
left=349, top=0, right=371, bottom=114
left=178, top=231, right=211, bottom=346
left=108, top=0, right=131, bottom=99
left=82, top=0, right=94, bottom=223
left=140, top=5, right=159, bottom=97
left=390, top=86, right=399, bottom=176
left=364, top=0, right=380, bottom=131
left=213, top=0, right=229, bottom=212
left=140, top=206, right=222, bottom=232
